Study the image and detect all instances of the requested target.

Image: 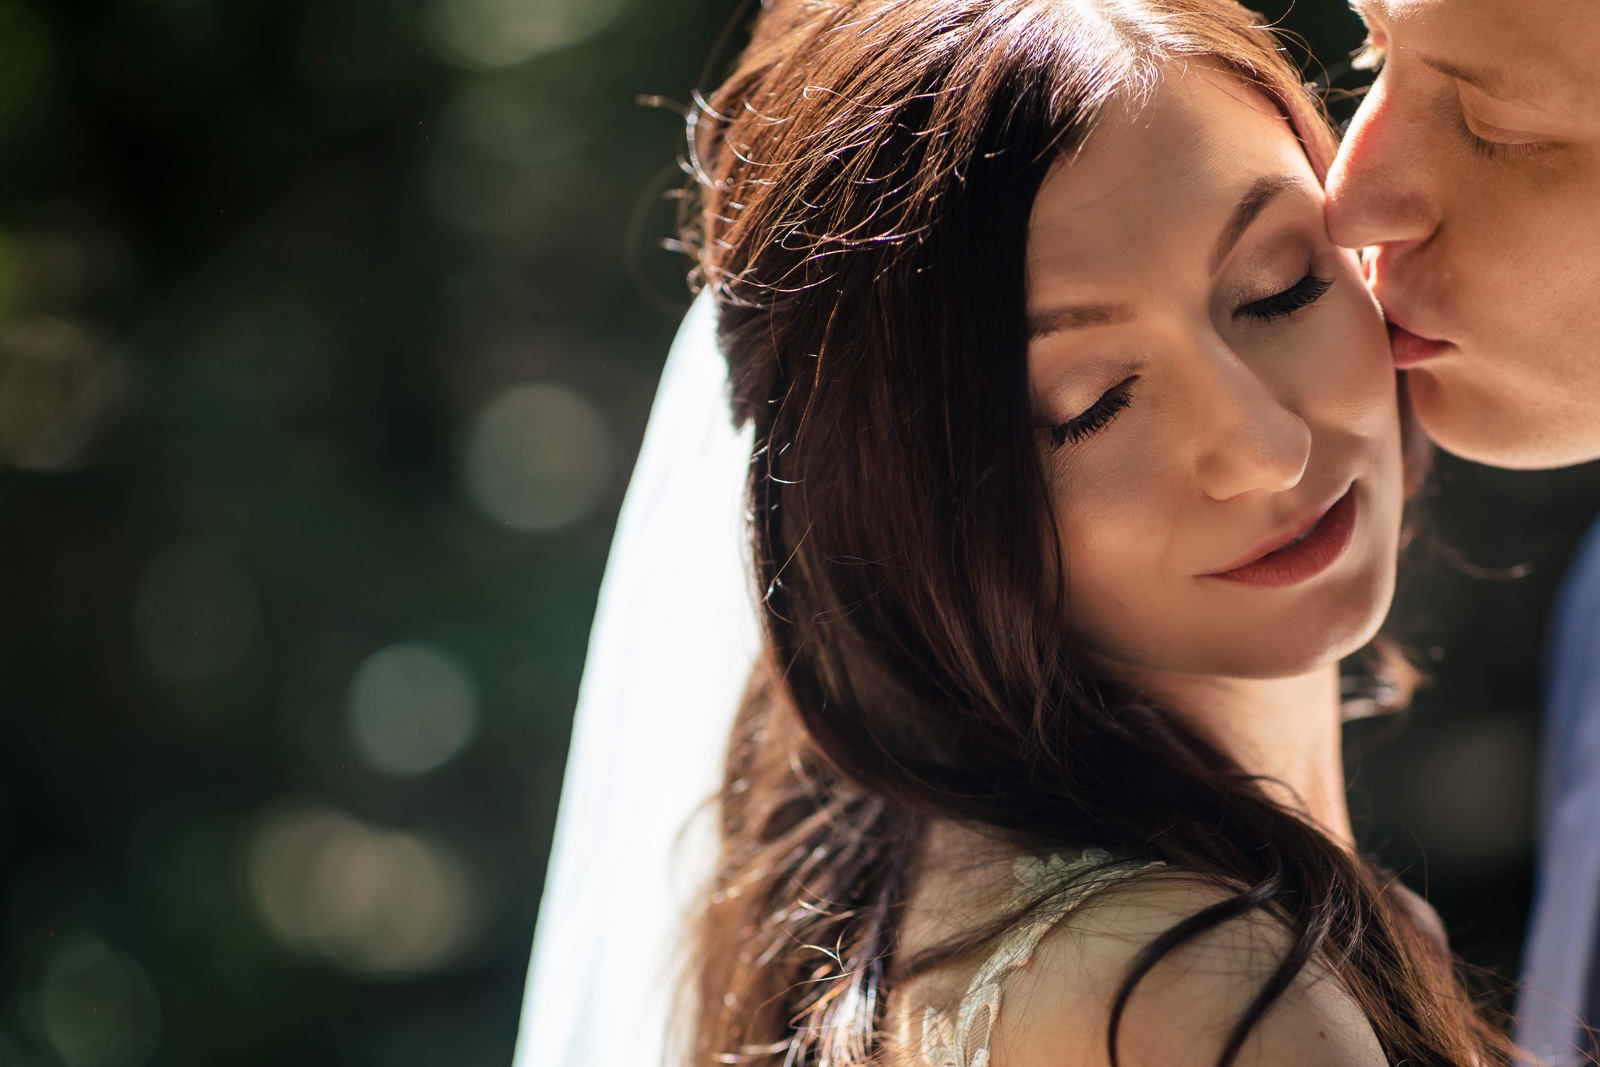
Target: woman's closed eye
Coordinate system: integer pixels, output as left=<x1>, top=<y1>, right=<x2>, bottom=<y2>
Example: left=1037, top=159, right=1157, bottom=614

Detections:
left=1045, top=376, right=1137, bottom=450
left=1040, top=273, right=1331, bottom=452
left=1237, top=271, right=1333, bottom=322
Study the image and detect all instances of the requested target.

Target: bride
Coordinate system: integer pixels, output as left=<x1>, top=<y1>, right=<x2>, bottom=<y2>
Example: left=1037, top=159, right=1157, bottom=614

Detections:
left=522, top=0, right=1512, bottom=1064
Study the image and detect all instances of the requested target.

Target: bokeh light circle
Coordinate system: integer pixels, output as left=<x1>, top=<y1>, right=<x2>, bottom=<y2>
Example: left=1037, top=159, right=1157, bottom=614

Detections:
left=425, top=0, right=628, bottom=70
left=41, top=940, right=162, bottom=1067
left=0, top=316, right=124, bottom=472
left=1411, top=715, right=1538, bottom=875
left=347, top=641, right=478, bottom=776
left=462, top=381, right=609, bottom=533
left=248, top=804, right=481, bottom=974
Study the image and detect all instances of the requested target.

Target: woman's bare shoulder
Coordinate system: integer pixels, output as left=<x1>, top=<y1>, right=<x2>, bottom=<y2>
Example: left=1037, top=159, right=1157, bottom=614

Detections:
left=990, top=873, right=1388, bottom=1067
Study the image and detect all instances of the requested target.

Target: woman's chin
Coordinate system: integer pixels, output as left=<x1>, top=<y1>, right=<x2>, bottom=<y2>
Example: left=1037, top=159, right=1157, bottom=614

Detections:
left=1206, top=542, right=1399, bottom=679
left=1097, top=579, right=1395, bottom=682
left=1230, top=595, right=1392, bottom=680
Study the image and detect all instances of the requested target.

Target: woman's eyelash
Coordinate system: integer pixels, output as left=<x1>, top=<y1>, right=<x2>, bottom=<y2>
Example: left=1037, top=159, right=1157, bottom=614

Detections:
left=1041, top=277, right=1327, bottom=450
left=1239, top=272, right=1333, bottom=322
left=1047, top=377, right=1136, bottom=450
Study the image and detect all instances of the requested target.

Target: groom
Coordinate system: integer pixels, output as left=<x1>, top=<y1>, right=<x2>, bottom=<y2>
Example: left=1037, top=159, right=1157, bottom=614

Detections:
left=1324, top=0, right=1600, bottom=1062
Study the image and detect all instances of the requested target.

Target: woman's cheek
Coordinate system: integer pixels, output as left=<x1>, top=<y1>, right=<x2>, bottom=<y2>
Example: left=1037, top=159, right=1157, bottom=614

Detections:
left=1304, top=296, right=1400, bottom=434
left=1050, top=449, right=1175, bottom=633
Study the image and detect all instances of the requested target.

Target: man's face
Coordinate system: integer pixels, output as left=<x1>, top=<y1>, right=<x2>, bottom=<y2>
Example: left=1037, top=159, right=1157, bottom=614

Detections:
left=1325, top=0, right=1600, bottom=470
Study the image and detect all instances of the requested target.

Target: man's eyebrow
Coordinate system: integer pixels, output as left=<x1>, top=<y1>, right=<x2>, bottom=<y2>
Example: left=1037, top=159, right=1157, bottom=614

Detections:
left=1419, top=55, right=1552, bottom=108
left=1027, top=302, right=1135, bottom=340
left=1356, top=0, right=1581, bottom=114
left=1211, top=174, right=1306, bottom=272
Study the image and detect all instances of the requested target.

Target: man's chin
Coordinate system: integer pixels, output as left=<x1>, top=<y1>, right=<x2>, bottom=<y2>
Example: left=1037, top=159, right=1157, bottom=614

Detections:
left=1408, top=366, right=1600, bottom=471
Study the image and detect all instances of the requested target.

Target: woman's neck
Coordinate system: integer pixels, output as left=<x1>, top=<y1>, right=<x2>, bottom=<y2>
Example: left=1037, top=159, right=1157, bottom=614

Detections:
left=1115, top=664, right=1353, bottom=848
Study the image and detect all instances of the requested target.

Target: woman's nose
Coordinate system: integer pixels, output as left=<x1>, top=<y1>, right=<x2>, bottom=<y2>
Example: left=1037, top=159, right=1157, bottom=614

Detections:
left=1325, top=76, right=1441, bottom=251
left=1192, top=358, right=1311, bottom=502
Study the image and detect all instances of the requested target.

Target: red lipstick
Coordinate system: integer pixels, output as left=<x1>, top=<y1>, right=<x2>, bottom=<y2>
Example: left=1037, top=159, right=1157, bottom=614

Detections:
left=1387, top=321, right=1451, bottom=369
left=1206, top=488, right=1358, bottom=588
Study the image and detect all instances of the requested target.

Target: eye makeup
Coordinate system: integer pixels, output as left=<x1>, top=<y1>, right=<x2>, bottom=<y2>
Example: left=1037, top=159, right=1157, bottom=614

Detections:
left=1237, top=271, right=1333, bottom=322
left=1045, top=376, right=1137, bottom=450
left=1037, top=266, right=1333, bottom=452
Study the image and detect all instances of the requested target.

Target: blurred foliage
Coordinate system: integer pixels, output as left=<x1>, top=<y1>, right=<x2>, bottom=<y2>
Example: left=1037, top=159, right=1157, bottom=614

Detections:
left=0, top=0, right=1587, bottom=1063
left=0, top=0, right=739, bottom=1062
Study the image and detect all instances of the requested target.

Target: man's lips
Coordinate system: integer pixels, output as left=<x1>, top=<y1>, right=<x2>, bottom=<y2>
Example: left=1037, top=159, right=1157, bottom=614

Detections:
left=1386, top=318, right=1452, bottom=369
left=1204, top=487, right=1358, bottom=589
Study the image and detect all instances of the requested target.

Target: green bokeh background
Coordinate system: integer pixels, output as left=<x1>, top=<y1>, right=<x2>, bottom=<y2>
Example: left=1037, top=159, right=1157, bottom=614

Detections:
left=0, top=1, right=1590, bottom=1063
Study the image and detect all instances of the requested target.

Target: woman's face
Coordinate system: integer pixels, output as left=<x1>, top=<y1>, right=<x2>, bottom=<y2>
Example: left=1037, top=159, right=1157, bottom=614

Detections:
left=1028, top=64, right=1403, bottom=681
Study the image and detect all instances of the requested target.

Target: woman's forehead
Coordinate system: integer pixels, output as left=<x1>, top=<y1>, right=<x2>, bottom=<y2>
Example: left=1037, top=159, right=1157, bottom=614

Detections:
left=1027, top=67, right=1311, bottom=271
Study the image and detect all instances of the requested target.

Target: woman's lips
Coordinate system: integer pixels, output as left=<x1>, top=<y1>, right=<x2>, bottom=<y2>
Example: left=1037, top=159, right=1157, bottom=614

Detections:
left=1205, top=487, right=1358, bottom=589
left=1387, top=321, right=1451, bottom=368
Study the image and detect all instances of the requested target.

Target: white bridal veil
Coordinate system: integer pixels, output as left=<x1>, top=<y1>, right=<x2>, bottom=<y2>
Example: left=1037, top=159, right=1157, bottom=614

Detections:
left=512, top=293, right=759, bottom=1067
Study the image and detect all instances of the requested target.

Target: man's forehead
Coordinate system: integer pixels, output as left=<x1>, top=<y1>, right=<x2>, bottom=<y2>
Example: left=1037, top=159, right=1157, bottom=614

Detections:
left=1353, top=0, right=1599, bottom=118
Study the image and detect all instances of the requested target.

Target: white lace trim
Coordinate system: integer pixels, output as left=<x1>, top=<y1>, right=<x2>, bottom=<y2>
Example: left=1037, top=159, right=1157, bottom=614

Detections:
left=917, top=849, right=1160, bottom=1067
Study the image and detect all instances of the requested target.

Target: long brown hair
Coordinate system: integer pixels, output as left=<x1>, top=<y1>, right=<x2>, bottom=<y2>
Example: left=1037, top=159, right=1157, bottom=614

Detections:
left=683, top=1, right=1507, bottom=1065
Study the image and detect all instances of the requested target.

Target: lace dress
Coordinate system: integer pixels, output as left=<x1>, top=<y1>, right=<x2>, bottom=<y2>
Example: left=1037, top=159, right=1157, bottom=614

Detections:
left=916, top=848, right=1161, bottom=1067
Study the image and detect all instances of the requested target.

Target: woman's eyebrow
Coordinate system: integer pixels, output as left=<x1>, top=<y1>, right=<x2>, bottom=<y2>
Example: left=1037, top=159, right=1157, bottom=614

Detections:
left=1211, top=174, right=1306, bottom=272
left=1028, top=302, right=1135, bottom=340
left=1028, top=174, right=1308, bottom=342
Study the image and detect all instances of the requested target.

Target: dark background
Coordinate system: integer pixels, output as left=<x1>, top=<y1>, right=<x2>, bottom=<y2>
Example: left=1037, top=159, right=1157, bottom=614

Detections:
left=0, top=1, right=1588, bottom=1063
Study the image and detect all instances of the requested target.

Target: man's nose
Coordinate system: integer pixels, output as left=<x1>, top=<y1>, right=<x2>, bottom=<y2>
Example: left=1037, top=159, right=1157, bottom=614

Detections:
left=1325, top=75, right=1440, bottom=251
left=1193, top=356, right=1311, bottom=503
